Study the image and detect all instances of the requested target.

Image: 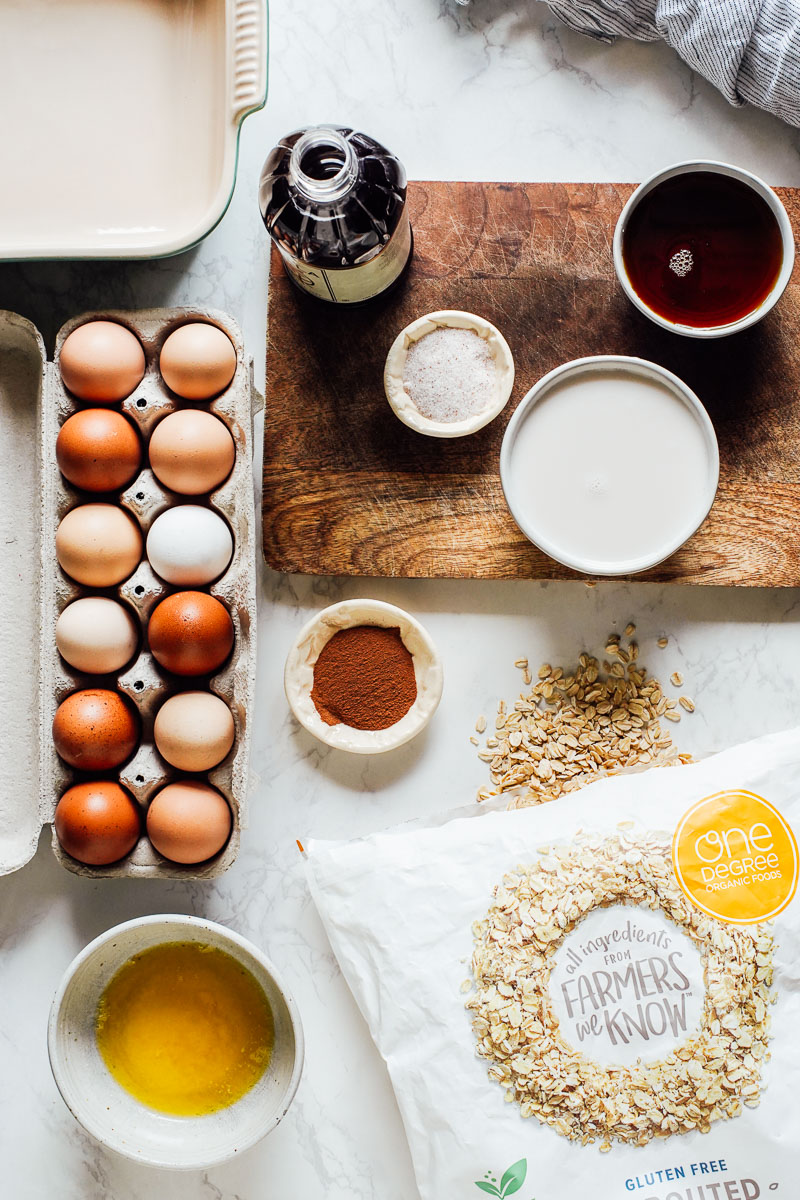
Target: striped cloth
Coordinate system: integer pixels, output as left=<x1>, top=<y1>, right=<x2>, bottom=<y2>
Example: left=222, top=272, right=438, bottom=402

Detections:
left=548, top=0, right=800, bottom=126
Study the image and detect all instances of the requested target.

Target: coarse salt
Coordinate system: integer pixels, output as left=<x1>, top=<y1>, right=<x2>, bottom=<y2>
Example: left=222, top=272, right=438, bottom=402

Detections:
left=403, top=326, right=496, bottom=423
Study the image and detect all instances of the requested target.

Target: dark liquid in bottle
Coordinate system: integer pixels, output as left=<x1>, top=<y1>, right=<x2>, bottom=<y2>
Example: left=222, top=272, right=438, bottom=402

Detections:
left=621, top=172, right=783, bottom=328
left=259, top=127, right=411, bottom=303
left=299, top=143, right=347, bottom=182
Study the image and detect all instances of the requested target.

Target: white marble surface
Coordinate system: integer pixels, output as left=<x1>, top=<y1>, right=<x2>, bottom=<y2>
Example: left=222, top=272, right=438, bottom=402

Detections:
left=2, top=0, right=800, bottom=1196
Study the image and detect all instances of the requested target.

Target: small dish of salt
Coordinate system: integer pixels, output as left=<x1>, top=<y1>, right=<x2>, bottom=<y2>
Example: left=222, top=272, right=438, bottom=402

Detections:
left=383, top=309, right=514, bottom=438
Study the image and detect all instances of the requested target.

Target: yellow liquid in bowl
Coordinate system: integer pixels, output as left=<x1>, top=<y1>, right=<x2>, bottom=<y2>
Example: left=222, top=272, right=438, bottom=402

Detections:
left=95, top=941, right=274, bottom=1117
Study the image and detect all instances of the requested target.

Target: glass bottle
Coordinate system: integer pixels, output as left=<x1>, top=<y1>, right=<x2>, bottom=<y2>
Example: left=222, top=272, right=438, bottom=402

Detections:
left=258, top=125, right=412, bottom=305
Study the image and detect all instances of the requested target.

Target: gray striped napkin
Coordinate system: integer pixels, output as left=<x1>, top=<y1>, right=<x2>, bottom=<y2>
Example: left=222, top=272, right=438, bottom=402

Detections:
left=548, top=0, right=800, bottom=125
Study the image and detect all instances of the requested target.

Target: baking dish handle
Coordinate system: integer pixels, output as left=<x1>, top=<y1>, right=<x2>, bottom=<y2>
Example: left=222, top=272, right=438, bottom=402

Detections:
left=231, top=0, right=268, bottom=124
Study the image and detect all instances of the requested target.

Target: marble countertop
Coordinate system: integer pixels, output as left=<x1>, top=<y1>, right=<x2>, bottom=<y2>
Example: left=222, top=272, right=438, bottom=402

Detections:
left=2, top=1, right=800, bottom=1196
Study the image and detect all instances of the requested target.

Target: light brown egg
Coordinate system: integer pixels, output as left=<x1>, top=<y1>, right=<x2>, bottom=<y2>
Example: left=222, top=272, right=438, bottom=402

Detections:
left=146, top=781, right=232, bottom=864
left=148, top=591, right=234, bottom=676
left=59, top=321, right=146, bottom=403
left=56, top=597, right=139, bottom=674
left=52, top=688, right=139, bottom=770
left=56, top=503, right=142, bottom=586
left=56, top=408, right=142, bottom=492
left=55, top=781, right=141, bottom=865
left=159, top=323, right=236, bottom=399
left=148, top=410, right=235, bottom=495
left=154, top=691, right=235, bottom=772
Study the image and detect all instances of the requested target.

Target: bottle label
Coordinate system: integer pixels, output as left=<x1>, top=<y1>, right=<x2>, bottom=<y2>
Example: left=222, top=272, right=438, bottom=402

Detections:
left=278, top=210, right=412, bottom=304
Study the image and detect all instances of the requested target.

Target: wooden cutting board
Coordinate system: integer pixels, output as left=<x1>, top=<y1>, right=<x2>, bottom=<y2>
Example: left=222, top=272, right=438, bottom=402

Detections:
left=263, top=180, right=800, bottom=584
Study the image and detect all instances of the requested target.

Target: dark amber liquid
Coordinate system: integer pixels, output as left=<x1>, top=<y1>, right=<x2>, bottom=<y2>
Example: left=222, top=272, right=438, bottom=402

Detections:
left=259, top=130, right=408, bottom=272
left=621, top=172, right=783, bottom=328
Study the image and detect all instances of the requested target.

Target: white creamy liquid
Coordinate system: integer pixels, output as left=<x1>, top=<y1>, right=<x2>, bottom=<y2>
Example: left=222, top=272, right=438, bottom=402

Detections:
left=506, top=368, right=712, bottom=567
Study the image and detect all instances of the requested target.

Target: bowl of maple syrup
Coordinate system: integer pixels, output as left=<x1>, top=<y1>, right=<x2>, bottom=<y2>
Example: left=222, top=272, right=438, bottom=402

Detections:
left=613, top=160, right=794, bottom=338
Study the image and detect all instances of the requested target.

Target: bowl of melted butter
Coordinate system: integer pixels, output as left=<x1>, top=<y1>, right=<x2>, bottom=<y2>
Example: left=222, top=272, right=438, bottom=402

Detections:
left=48, top=915, right=304, bottom=1168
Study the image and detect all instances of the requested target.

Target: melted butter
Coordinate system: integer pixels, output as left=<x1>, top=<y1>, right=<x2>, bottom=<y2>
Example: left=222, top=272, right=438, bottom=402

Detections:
left=95, top=941, right=274, bottom=1117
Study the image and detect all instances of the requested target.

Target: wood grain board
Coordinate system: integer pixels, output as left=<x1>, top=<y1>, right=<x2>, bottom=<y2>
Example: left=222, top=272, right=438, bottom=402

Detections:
left=263, top=180, right=800, bottom=584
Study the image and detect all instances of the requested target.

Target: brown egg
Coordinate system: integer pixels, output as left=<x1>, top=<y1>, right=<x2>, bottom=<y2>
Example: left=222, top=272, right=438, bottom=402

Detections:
left=146, top=781, right=232, bottom=864
left=154, top=691, right=235, bottom=772
left=159, top=323, right=236, bottom=399
left=53, top=689, right=139, bottom=770
left=56, top=409, right=142, bottom=493
left=59, top=321, right=146, bottom=403
left=56, top=503, right=142, bottom=586
left=148, top=591, right=234, bottom=676
left=148, top=409, right=235, bottom=495
left=55, top=781, right=141, bottom=865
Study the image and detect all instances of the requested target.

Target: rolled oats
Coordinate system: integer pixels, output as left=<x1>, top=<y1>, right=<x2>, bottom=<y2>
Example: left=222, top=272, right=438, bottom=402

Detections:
left=308, top=705, right=800, bottom=1199
left=467, top=833, right=774, bottom=1149
left=476, top=630, right=693, bottom=806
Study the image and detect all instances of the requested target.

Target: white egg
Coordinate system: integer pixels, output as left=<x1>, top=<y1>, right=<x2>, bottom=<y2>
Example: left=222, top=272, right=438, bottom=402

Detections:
left=56, top=597, right=139, bottom=674
left=146, top=505, right=233, bottom=585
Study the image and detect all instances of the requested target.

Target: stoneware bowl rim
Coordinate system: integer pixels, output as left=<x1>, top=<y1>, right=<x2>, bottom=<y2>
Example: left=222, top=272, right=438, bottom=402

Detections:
left=499, top=354, right=720, bottom=576
left=47, top=913, right=305, bottom=1170
left=612, top=158, right=795, bottom=339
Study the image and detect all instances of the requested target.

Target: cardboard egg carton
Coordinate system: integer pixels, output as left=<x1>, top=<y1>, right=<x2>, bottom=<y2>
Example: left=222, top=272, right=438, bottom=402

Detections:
left=0, top=307, right=257, bottom=879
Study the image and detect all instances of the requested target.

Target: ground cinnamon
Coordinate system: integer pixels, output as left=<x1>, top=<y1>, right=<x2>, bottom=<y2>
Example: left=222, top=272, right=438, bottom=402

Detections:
left=310, top=625, right=417, bottom=731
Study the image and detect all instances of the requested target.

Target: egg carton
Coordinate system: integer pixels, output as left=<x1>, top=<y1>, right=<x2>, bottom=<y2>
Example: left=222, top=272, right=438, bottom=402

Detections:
left=0, top=307, right=258, bottom=879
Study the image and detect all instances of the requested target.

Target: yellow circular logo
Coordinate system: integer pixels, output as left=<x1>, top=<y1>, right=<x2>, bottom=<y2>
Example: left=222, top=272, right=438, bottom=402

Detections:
left=672, top=789, right=799, bottom=924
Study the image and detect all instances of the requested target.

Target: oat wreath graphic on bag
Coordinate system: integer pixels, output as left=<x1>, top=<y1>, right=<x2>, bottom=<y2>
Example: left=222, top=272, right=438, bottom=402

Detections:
left=466, top=831, right=775, bottom=1151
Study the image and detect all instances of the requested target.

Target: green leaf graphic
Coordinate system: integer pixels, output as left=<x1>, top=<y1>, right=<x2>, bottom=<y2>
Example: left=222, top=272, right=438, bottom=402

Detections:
left=474, top=1184, right=501, bottom=1196
left=500, top=1159, right=527, bottom=1197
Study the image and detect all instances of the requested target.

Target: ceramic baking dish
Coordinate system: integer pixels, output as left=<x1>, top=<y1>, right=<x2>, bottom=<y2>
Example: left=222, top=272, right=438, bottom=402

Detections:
left=0, top=0, right=267, bottom=259
left=0, top=307, right=258, bottom=879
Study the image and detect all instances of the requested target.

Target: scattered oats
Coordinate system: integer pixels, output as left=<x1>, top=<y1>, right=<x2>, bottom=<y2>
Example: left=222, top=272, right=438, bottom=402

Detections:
left=467, top=833, right=773, bottom=1150
left=680, top=696, right=696, bottom=713
left=658, top=637, right=669, bottom=648
left=624, top=623, right=636, bottom=638
left=514, top=658, right=528, bottom=670
left=469, top=736, right=479, bottom=746
left=473, top=629, right=693, bottom=808
left=671, top=671, right=684, bottom=687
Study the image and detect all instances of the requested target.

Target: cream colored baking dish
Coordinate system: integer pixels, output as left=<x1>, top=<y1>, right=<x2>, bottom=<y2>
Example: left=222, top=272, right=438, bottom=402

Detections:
left=0, top=0, right=267, bottom=259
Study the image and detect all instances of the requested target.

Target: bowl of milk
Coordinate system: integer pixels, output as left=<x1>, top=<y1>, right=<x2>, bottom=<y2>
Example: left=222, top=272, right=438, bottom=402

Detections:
left=499, top=356, right=719, bottom=576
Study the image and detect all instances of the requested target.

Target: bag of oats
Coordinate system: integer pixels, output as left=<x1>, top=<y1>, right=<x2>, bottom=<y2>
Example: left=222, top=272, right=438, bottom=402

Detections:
left=306, top=727, right=800, bottom=1200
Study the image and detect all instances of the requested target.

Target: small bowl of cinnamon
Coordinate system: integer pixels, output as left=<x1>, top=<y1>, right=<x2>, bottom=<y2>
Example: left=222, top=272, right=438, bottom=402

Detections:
left=283, top=599, right=443, bottom=754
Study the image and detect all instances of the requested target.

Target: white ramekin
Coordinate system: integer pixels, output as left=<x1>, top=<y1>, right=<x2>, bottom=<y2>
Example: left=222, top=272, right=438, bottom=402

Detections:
left=613, top=160, right=795, bottom=339
left=47, top=915, right=304, bottom=1170
left=499, top=355, right=720, bottom=576
left=284, top=599, right=443, bottom=753
left=383, top=309, right=515, bottom=437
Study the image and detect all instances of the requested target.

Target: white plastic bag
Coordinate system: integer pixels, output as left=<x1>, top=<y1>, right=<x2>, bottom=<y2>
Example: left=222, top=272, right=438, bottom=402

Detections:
left=307, top=727, right=800, bottom=1200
